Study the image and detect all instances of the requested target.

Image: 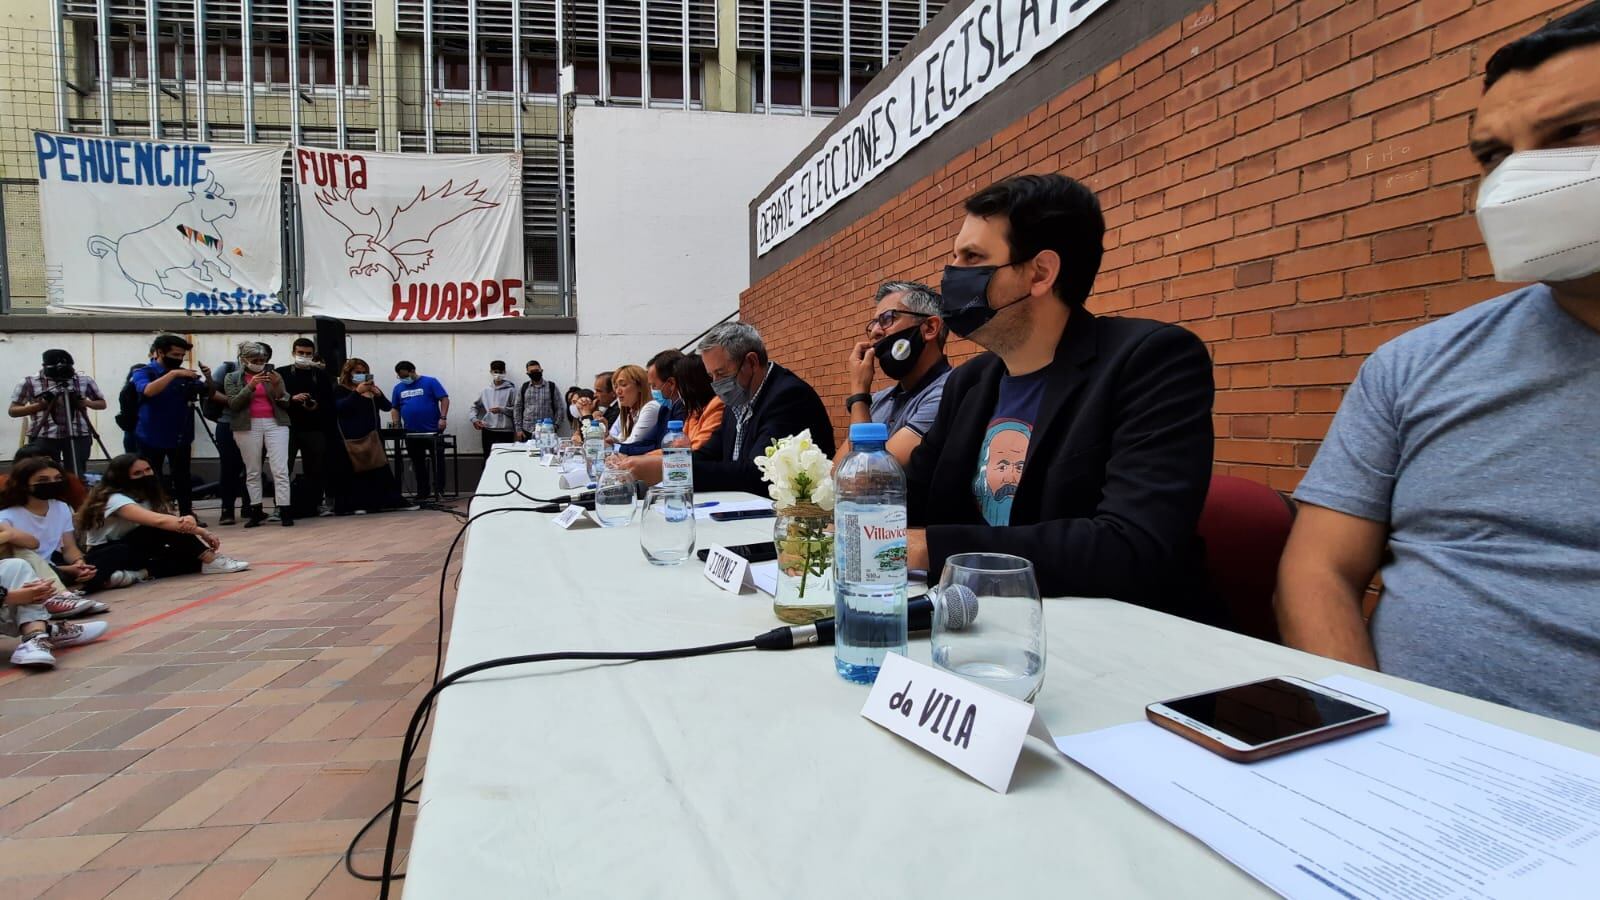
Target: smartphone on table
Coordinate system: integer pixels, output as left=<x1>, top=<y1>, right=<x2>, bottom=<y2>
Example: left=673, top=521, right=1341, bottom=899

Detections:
left=1145, top=676, right=1389, bottom=763
left=696, top=542, right=779, bottom=564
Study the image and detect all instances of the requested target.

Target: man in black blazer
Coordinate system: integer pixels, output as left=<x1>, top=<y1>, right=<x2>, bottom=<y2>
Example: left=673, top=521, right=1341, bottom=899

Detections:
left=618, top=322, right=835, bottom=495
left=908, top=174, right=1222, bottom=624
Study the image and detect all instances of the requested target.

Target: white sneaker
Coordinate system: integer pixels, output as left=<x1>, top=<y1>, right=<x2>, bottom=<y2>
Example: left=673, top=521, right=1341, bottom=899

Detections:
left=44, top=594, right=109, bottom=619
left=201, top=555, right=251, bottom=575
left=48, top=619, right=108, bottom=648
left=11, top=635, right=55, bottom=668
left=105, top=570, right=144, bottom=589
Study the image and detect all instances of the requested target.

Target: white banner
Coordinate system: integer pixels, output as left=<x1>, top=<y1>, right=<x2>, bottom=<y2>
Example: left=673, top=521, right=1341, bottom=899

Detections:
left=35, top=132, right=286, bottom=315
left=754, top=0, right=1118, bottom=256
left=296, top=147, right=525, bottom=323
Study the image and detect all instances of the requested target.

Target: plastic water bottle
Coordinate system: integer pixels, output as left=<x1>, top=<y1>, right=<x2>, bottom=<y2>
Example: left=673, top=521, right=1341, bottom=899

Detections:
left=540, top=418, right=556, bottom=454
left=582, top=418, right=606, bottom=479
left=833, top=422, right=908, bottom=684
left=661, top=420, right=693, bottom=493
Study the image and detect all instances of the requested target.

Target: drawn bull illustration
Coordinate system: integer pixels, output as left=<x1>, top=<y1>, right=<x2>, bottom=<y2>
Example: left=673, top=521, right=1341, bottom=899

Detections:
left=86, top=171, right=238, bottom=307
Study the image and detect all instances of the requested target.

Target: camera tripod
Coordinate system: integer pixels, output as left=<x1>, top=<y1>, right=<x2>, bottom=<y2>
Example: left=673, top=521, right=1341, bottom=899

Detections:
left=40, top=387, right=114, bottom=475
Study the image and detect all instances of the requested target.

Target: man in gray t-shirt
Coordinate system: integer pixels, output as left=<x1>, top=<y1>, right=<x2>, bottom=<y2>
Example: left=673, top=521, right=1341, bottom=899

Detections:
left=841, top=280, right=953, bottom=467
left=1276, top=8, right=1600, bottom=730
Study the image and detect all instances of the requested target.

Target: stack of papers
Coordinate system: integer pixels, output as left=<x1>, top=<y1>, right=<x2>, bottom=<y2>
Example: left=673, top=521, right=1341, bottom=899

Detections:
left=1057, top=676, right=1600, bottom=899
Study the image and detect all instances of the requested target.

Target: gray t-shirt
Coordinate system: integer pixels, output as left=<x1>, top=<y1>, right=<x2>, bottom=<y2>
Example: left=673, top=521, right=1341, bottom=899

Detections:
left=1294, top=285, right=1600, bottom=729
left=870, top=361, right=952, bottom=438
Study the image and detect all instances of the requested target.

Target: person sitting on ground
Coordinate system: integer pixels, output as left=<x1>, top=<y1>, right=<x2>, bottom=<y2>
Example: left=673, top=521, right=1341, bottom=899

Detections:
left=0, top=503, right=104, bottom=621
left=838, top=281, right=953, bottom=468
left=76, top=454, right=250, bottom=591
left=0, top=444, right=89, bottom=509
left=0, top=456, right=104, bottom=610
left=331, top=359, right=413, bottom=516
left=225, top=342, right=294, bottom=528
left=1275, top=4, right=1600, bottom=730
left=609, top=364, right=666, bottom=455
left=2, top=555, right=108, bottom=670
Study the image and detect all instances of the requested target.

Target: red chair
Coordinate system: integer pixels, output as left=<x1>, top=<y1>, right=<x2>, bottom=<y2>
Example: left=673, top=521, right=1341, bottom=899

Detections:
left=1196, top=475, right=1297, bottom=644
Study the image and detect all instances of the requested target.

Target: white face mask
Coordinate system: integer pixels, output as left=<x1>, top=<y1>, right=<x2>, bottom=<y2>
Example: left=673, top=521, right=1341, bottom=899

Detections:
left=293, top=356, right=314, bottom=367
left=1475, top=147, right=1600, bottom=284
left=245, top=362, right=266, bottom=374
left=492, top=373, right=505, bottom=383
left=568, top=402, right=582, bottom=418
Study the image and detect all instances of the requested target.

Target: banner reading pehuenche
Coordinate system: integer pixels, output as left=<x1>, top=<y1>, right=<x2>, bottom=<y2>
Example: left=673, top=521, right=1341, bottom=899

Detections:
left=295, top=146, right=526, bottom=323
left=34, top=132, right=287, bottom=315
left=753, top=0, right=1119, bottom=256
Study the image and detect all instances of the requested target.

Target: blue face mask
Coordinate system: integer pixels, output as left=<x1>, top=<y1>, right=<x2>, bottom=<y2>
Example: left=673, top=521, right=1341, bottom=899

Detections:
left=398, top=375, right=416, bottom=385
left=651, top=389, right=666, bottom=405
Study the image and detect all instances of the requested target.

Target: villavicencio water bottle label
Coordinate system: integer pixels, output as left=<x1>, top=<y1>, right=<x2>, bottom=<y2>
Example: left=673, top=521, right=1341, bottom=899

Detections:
left=839, top=506, right=908, bottom=584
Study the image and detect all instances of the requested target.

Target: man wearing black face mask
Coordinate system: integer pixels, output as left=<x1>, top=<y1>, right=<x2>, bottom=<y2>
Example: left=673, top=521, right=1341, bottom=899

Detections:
left=9, top=349, right=106, bottom=476
left=130, top=334, right=211, bottom=519
left=839, top=281, right=952, bottom=468
left=513, top=360, right=561, bottom=442
left=906, top=174, right=1220, bottom=624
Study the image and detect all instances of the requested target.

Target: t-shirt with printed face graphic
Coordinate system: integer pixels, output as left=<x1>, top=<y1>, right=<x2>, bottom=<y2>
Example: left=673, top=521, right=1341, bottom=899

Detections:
left=974, top=371, right=1046, bottom=526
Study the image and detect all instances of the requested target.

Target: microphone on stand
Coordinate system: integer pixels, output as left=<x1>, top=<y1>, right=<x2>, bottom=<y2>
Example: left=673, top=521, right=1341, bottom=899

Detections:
left=753, top=585, right=980, bottom=651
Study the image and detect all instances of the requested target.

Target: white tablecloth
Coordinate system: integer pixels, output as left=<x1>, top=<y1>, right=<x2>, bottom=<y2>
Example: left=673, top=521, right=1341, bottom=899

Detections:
left=404, top=451, right=1600, bottom=898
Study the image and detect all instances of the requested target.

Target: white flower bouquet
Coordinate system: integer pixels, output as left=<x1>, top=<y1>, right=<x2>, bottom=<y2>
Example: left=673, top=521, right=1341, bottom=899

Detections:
left=754, top=430, right=837, bottom=621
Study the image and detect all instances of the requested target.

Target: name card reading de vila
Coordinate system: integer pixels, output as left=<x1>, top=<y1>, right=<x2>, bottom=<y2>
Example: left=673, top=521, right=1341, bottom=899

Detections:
left=861, top=652, right=1056, bottom=793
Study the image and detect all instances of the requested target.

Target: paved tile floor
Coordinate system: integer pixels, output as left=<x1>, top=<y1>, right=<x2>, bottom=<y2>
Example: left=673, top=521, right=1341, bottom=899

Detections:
left=0, top=503, right=466, bottom=899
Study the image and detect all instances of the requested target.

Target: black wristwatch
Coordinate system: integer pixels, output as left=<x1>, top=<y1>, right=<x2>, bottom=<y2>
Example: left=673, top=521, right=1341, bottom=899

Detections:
left=844, top=392, right=873, bottom=413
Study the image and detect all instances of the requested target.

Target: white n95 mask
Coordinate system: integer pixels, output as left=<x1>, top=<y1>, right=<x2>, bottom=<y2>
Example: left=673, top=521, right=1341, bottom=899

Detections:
left=1475, top=147, right=1600, bottom=284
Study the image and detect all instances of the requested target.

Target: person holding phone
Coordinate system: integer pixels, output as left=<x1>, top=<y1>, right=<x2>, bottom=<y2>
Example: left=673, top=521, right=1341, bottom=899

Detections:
left=130, top=334, right=211, bottom=520
left=224, top=341, right=294, bottom=528
left=332, top=359, right=412, bottom=516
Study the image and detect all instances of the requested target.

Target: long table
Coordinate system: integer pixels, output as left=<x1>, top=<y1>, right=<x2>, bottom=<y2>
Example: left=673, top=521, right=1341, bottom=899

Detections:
left=404, top=451, right=1600, bottom=897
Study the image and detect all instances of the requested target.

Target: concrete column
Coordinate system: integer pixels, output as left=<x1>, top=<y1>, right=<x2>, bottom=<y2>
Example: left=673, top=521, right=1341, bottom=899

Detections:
left=715, top=0, right=738, bottom=111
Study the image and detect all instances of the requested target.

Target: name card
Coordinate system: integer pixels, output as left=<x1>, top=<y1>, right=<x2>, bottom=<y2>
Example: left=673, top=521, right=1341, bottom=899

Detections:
left=559, top=463, right=591, bottom=490
left=861, top=652, right=1054, bottom=793
left=552, top=505, right=598, bottom=530
left=539, top=451, right=556, bottom=466
left=702, top=545, right=750, bottom=594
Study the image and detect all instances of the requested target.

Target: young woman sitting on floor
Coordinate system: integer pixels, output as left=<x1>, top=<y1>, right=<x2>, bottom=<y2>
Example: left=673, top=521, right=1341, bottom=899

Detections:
left=0, top=456, right=106, bottom=619
left=1, top=555, right=108, bottom=669
left=75, top=454, right=250, bottom=591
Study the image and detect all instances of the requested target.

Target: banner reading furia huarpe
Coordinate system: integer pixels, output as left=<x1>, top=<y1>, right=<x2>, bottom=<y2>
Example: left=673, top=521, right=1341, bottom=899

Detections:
left=34, top=132, right=286, bottom=315
left=754, top=0, right=1117, bottom=256
left=296, top=146, right=526, bottom=323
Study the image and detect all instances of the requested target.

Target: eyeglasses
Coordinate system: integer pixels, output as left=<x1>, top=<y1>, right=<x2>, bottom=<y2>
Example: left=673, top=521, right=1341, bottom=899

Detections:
left=865, top=308, right=931, bottom=337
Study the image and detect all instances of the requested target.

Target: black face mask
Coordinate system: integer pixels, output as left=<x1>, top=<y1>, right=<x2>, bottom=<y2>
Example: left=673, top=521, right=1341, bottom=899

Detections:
left=527, top=370, right=543, bottom=382
left=42, top=364, right=74, bottom=380
left=161, top=355, right=187, bottom=370
left=939, top=265, right=1005, bottom=338
left=30, top=482, right=66, bottom=501
left=130, top=475, right=161, bottom=497
left=873, top=326, right=927, bottom=380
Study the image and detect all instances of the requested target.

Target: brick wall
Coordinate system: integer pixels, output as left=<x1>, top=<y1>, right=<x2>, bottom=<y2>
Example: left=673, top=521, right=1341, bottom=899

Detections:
left=741, top=0, right=1582, bottom=491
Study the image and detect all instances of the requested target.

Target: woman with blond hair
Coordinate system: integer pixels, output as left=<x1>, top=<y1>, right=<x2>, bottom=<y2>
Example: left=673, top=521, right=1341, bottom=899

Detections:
left=608, top=364, right=665, bottom=455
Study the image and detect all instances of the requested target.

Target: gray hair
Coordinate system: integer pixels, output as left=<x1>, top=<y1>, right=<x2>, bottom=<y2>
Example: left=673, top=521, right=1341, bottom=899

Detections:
left=697, top=322, right=767, bottom=365
left=874, top=280, right=941, bottom=317
left=236, top=340, right=270, bottom=361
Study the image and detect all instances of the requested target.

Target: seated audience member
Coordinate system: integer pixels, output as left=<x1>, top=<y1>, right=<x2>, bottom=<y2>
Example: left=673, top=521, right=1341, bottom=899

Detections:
left=331, top=359, right=413, bottom=516
left=616, top=323, right=835, bottom=494
left=0, top=457, right=103, bottom=606
left=76, top=454, right=250, bottom=591
left=2, top=556, right=108, bottom=670
left=0, top=444, right=89, bottom=508
left=1276, top=6, right=1600, bottom=730
left=471, top=360, right=518, bottom=456
left=8, top=349, right=106, bottom=476
left=610, top=364, right=666, bottom=455
left=905, top=174, right=1218, bottom=621
left=513, top=360, right=562, bottom=442
left=838, top=281, right=953, bottom=468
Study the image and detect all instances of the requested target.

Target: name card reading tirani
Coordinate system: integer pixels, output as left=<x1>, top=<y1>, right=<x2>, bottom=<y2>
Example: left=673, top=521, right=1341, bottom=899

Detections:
left=861, top=652, right=1054, bottom=793
left=702, top=545, right=750, bottom=593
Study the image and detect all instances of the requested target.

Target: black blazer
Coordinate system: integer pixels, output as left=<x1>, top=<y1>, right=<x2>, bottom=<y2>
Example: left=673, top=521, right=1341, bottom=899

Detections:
left=694, top=363, right=836, bottom=495
left=906, top=309, right=1222, bottom=624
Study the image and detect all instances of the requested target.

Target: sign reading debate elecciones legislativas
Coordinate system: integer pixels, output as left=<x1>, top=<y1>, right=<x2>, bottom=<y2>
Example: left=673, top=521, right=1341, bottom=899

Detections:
left=754, top=0, right=1117, bottom=256
left=34, top=132, right=286, bottom=315
left=296, top=147, right=525, bottom=323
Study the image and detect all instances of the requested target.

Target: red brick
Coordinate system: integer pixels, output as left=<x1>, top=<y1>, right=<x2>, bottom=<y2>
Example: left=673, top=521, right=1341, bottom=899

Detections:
left=1231, top=416, right=1271, bottom=438
left=1216, top=439, right=1297, bottom=465
left=1298, top=273, right=1346, bottom=302
left=1345, top=187, right=1465, bottom=237
left=1373, top=160, right=1432, bottom=200
left=1435, top=0, right=1561, bottom=52
left=1274, top=57, right=1374, bottom=116
left=1273, top=298, right=1372, bottom=333
left=1373, top=226, right=1431, bottom=262
left=1277, top=240, right=1372, bottom=279
left=1216, top=8, right=1297, bottom=68
left=1236, top=260, right=1274, bottom=287
left=1372, top=290, right=1427, bottom=321
left=1215, top=335, right=1295, bottom=364
left=1270, top=413, right=1336, bottom=439
left=1431, top=215, right=1482, bottom=251
left=1171, top=269, right=1239, bottom=300
left=1350, top=51, right=1473, bottom=116
left=1297, top=217, right=1345, bottom=248
left=1350, top=118, right=1472, bottom=176
left=1217, top=171, right=1299, bottom=215
left=1233, top=311, right=1274, bottom=338
left=1214, top=227, right=1296, bottom=265
left=1218, top=115, right=1301, bottom=166
left=1344, top=321, right=1422, bottom=354
left=1216, top=282, right=1298, bottom=315
left=1346, top=252, right=1464, bottom=294
left=1373, top=32, right=1432, bottom=77
left=1274, top=177, right=1373, bottom=225
left=1276, top=119, right=1372, bottom=170
left=1270, top=357, right=1366, bottom=386
left=1297, top=387, right=1347, bottom=413
left=1215, top=389, right=1296, bottom=413
left=1429, top=279, right=1509, bottom=314
left=1374, top=98, right=1430, bottom=141
left=1297, top=330, right=1344, bottom=357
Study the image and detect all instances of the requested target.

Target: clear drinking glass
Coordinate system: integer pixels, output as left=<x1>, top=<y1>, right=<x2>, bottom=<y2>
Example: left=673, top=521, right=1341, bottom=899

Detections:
left=640, top=486, right=696, bottom=565
left=594, top=469, right=637, bottom=527
left=929, top=553, right=1045, bottom=702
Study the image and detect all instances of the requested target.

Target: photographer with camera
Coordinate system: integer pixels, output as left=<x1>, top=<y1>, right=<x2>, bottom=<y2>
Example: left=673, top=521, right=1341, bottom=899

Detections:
left=9, top=349, right=106, bottom=476
left=224, top=342, right=294, bottom=528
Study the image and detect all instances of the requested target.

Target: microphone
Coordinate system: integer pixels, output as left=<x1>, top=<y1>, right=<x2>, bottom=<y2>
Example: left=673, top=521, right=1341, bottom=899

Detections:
left=754, top=586, right=979, bottom=651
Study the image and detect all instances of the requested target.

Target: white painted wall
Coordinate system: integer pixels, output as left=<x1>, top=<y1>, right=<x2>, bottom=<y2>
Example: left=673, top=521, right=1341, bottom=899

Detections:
left=573, top=107, right=825, bottom=380
left=0, top=330, right=578, bottom=462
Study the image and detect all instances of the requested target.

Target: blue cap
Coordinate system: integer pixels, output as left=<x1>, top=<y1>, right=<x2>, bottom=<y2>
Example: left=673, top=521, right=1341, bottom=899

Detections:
left=850, top=422, right=889, bottom=443
left=668, top=420, right=684, bottom=429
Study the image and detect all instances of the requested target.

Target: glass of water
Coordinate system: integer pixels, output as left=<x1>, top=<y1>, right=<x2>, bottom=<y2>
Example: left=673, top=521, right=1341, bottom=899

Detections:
left=640, top=486, right=696, bottom=565
left=930, top=553, right=1044, bottom=702
left=594, top=468, right=637, bottom=527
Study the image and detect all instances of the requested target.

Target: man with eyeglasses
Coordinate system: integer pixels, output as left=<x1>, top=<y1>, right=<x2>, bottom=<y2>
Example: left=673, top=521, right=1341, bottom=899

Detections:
left=837, top=281, right=953, bottom=468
